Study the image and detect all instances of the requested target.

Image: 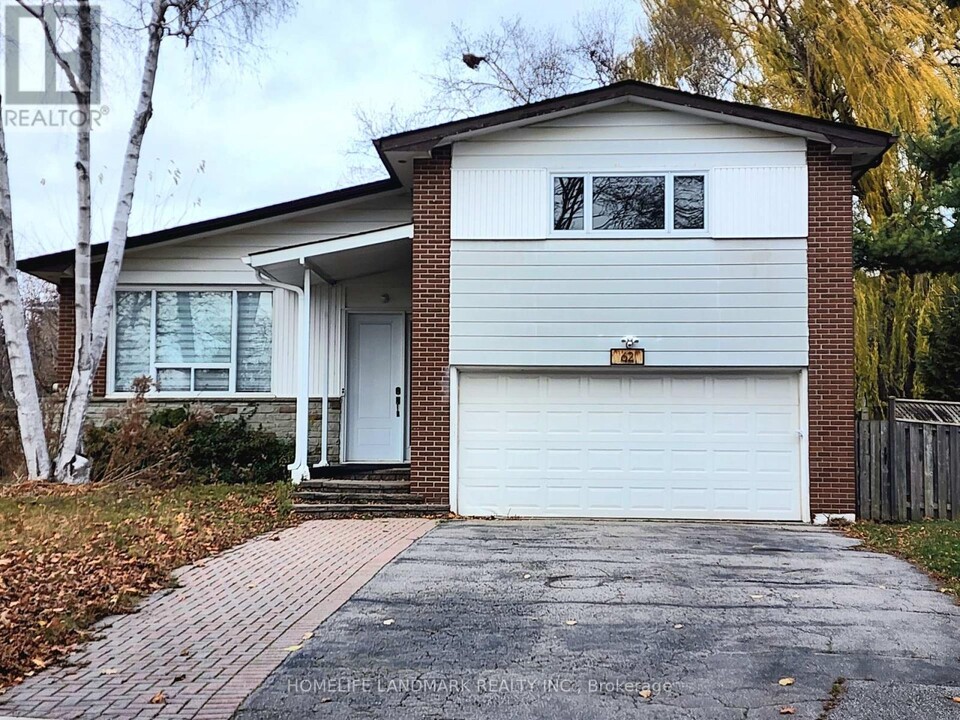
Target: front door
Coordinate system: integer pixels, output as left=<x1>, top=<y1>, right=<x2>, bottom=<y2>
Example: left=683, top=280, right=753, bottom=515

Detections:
left=346, top=313, right=405, bottom=462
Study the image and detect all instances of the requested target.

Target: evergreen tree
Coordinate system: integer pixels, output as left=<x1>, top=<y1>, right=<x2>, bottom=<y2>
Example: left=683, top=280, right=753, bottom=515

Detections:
left=918, top=284, right=960, bottom=399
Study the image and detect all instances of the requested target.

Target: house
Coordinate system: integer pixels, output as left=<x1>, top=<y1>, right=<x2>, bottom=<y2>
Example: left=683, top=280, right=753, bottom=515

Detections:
left=20, top=81, right=896, bottom=523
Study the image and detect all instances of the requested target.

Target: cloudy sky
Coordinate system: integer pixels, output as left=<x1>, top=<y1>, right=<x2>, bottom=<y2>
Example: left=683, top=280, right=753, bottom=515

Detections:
left=7, top=0, right=626, bottom=259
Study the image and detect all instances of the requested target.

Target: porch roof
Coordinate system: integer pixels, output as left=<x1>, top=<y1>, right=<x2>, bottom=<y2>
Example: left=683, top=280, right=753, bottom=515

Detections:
left=243, top=223, right=413, bottom=286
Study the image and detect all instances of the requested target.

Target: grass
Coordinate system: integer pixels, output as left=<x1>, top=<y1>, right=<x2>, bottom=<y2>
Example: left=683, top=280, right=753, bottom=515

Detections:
left=0, top=480, right=298, bottom=691
left=847, top=520, right=960, bottom=595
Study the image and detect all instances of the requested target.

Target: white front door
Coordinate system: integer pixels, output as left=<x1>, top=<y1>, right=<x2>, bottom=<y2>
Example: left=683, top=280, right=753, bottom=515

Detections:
left=346, top=313, right=405, bottom=462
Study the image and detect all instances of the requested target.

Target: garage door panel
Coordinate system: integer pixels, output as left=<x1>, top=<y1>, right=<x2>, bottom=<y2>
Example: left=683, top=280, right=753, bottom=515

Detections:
left=457, top=372, right=803, bottom=521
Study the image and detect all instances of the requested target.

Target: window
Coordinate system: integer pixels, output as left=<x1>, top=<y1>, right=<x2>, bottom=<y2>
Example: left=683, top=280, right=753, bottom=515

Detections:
left=552, top=173, right=706, bottom=233
left=112, top=289, right=273, bottom=394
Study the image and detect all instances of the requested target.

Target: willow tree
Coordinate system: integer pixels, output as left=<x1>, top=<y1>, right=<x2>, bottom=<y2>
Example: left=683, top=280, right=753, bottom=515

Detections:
left=626, top=0, right=960, bottom=413
left=627, top=0, right=960, bottom=219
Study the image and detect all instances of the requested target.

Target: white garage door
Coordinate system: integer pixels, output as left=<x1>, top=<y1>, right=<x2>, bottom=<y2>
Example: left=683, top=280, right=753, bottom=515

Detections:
left=456, top=372, right=803, bottom=521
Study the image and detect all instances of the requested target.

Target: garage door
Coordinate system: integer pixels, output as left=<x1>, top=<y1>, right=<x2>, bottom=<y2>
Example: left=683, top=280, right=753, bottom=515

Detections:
left=456, top=372, right=803, bottom=521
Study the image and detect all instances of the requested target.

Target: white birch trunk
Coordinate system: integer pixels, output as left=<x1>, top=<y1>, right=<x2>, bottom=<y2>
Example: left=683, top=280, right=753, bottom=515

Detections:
left=0, top=113, right=51, bottom=480
left=53, top=0, right=95, bottom=484
left=56, top=0, right=166, bottom=481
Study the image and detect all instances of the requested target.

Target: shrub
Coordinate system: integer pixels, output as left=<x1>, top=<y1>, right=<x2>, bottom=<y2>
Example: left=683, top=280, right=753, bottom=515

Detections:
left=179, top=414, right=293, bottom=485
left=85, top=394, right=293, bottom=485
left=918, top=284, right=960, bottom=401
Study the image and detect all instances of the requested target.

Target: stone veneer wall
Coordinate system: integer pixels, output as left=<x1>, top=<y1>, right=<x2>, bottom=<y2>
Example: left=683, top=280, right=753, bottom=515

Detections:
left=85, top=397, right=342, bottom=464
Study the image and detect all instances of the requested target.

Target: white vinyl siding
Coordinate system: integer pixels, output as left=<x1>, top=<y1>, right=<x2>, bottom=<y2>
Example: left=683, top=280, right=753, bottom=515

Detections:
left=710, top=166, right=808, bottom=238
left=450, top=102, right=808, bottom=239
left=117, top=191, right=411, bottom=285
left=457, top=371, right=804, bottom=521
left=449, top=238, right=808, bottom=368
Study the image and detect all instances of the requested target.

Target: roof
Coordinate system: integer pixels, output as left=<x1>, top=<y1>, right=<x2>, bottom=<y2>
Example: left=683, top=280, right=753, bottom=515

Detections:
left=18, top=176, right=401, bottom=280
left=21, top=80, right=896, bottom=280
left=376, top=80, right=896, bottom=171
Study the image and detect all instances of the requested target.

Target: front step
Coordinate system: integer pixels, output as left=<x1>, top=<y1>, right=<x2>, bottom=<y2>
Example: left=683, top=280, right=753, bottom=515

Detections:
left=293, top=503, right=450, bottom=518
left=310, top=463, right=409, bottom=479
left=292, top=464, right=442, bottom=516
left=298, top=479, right=411, bottom=493
left=294, top=491, right=423, bottom=504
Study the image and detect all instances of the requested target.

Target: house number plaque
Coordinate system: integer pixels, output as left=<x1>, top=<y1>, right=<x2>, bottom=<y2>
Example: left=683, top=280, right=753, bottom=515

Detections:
left=610, top=348, right=645, bottom=365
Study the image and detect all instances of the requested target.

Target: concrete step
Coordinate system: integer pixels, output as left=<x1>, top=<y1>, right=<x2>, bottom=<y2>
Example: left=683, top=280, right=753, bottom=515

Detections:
left=297, top=479, right=412, bottom=493
left=292, top=491, right=423, bottom=504
left=310, top=463, right=409, bottom=479
left=293, top=503, right=450, bottom=518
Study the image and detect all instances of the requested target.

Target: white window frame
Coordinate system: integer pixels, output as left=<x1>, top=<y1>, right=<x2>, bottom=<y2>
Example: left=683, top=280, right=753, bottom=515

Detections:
left=548, top=171, right=709, bottom=238
left=107, top=285, right=275, bottom=399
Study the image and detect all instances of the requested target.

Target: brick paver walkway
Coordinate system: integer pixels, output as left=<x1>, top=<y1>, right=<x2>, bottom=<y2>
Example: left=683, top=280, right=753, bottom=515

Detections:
left=0, top=518, right=435, bottom=720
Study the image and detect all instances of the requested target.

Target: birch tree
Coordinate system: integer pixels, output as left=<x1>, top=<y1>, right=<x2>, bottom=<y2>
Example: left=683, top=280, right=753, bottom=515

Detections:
left=0, top=0, right=294, bottom=482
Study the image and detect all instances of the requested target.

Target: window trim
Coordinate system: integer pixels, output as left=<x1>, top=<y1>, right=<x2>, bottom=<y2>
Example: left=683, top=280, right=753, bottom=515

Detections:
left=549, top=171, right=709, bottom=238
left=107, top=285, right=275, bottom=399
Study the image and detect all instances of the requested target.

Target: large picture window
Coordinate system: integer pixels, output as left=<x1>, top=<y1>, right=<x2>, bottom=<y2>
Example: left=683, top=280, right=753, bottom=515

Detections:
left=113, top=289, right=273, bottom=394
left=553, top=172, right=706, bottom=233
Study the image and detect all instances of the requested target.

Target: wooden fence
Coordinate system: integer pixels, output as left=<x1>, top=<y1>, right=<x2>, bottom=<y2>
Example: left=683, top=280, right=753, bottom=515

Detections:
left=856, top=419, right=960, bottom=521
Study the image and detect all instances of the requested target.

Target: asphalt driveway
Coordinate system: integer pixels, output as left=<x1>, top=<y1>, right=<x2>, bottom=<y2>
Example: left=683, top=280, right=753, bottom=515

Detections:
left=234, top=521, right=960, bottom=719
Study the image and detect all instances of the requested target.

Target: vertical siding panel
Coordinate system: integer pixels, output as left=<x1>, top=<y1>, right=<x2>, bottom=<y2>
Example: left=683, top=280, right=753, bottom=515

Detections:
left=451, top=168, right=548, bottom=239
left=272, top=288, right=298, bottom=397
left=711, top=166, right=807, bottom=238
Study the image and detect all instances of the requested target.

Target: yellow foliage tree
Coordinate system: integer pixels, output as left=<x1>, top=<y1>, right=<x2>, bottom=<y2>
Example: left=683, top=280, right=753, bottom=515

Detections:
left=627, top=0, right=960, bottom=218
left=626, top=0, right=960, bottom=412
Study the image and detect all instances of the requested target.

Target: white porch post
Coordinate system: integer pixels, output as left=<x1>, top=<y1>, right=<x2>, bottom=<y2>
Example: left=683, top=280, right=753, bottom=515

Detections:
left=317, top=282, right=330, bottom=467
left=249, top=267, right=311, bottom=483
left=289, top=264, right=312, bottom=483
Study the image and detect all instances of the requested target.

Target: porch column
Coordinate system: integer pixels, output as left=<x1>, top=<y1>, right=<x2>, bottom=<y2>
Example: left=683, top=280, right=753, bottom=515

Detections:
left=289, top=264, right=312, bottom=482
left=317, top=280, right=330, bottom=467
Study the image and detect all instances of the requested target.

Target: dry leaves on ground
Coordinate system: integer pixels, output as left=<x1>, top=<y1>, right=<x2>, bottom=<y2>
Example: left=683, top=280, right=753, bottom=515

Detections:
left=0, top=480, right=297, bottom=691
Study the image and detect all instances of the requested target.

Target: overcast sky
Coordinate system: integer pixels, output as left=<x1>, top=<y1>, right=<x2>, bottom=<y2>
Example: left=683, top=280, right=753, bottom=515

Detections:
left=7, top=0, right=623, bottom=259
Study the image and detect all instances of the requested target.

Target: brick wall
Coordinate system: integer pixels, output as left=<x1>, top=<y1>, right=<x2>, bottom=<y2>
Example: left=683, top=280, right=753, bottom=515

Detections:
left=410, top=146, right=452, bottom=505
left=807, top=142, right=856, bottom=517
left=57, top=277, right=107, bottom=396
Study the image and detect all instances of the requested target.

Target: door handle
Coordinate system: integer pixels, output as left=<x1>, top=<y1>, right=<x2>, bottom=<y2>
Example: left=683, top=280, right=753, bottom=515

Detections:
left=395, top=386, right=402, bottom=417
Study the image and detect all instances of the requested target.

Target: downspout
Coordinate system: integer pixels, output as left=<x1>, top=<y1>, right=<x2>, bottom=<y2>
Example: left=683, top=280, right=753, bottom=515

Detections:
left=250, top=266, right=311, bottom=484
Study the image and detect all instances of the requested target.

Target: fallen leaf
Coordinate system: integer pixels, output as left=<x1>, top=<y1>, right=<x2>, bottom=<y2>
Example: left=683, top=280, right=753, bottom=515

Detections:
left=673, top=624, right=684, bottom=629
left=778, top=677, right=795, bottom=686
left=565, top=619, right=578, bottom=626
left=149, top=691, right=166, bottom=705
left=284, top=644, right=303, bottom=652
left=639, top=689, right=652, bottom=699
left=30, top=658, right=46, bottom=669
left=951, top=696, right=960, bottom=703
left=302, top=631, right=314, bottom=640
left=247, top=584, right=256, bottom=589
left=194, top=561, right=206, bottom=568
left=319, top=697, right=332, bottom=704
left=383, top=619, right=395, bottom=626
left=780, top=707, right=796, bottom=715
left=100, top=668, right=119, bottom=676
left=269, top=535, right=281, bottom=541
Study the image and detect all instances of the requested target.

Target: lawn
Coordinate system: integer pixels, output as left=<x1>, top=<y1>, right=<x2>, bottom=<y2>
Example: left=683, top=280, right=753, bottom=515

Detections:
left=0, top=480, right=298, bottom=691
left=848, top=520, right=960, bottom=595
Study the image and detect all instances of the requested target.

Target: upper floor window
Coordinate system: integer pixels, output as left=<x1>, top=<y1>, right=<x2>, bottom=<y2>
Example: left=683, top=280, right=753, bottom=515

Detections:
left=112, top=289, right=273, bottom=394
left=553, top=173, right=706, bottom=233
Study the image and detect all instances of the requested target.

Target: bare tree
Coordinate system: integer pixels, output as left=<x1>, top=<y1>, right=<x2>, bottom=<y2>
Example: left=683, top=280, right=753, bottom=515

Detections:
left=0, top=0, right=295, bottom=482
left=428, top=9, right=634, bottom=116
